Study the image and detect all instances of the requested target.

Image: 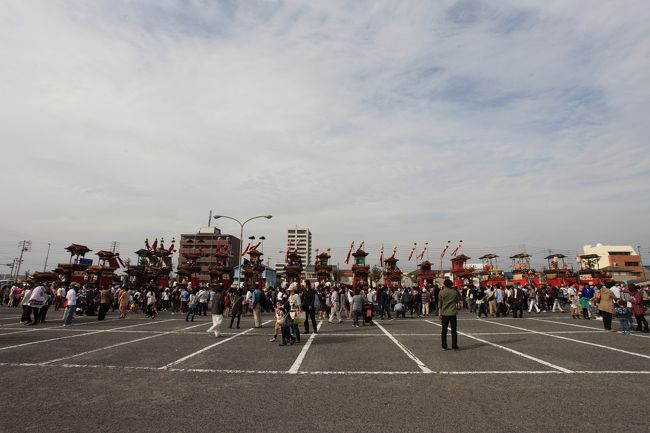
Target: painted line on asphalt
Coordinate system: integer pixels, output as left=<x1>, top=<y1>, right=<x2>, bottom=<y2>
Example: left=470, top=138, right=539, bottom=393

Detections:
left=288, top=321, right=323, bottom=374
left=0, top=319, right=176, bottom=352
left=481, top=320, right=650, bottom=360
left=160, top=320, right=273, bottom=370
left=38, top=322, right=206, bottom=366
left=425, top=320, right=573, bottom=373
left=373, top=320, right=432, bottom=373
left=1, top=362, right=649, bottom=375
left=529, top=318, right=650, bottom=339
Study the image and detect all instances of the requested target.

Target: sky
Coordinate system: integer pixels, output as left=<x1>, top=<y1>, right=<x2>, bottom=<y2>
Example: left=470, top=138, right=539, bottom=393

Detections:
left=1, top=0, right=649, bottom=274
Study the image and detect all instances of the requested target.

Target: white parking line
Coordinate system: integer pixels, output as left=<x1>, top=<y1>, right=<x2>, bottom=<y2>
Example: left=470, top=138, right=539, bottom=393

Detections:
left=1, top=362, right=649, bottom=375
left=160, top=320, right=273, bottom=370
left=425, top=320, right=573, bottom=373
left=0, top=319, right=176, bottom=352
left=373, top=321, right=432, bottom=373
left=288, top=321, right=323, bottom=374
left=38, top=322, right=206, bottom=365
left=481, top=320, right=650, bottom=360
left=529, top=318, right=650, bottom=339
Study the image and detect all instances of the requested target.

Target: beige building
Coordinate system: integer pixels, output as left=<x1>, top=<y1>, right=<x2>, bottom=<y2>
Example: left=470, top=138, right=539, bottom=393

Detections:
left=582, top=244, right=645, bottom=281
left=178, top=227, right=240, bottom=284
left=275, top=226, right=312, bottom=277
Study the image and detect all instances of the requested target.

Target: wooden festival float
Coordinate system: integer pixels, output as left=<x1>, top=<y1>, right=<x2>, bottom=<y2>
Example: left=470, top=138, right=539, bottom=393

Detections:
left=54, top=244, right=92, bottom=285
left=450, top=254, right=474, bottom=288
left=509, top=253, right=540, bottom=288
left=84, top=250, right=122, bottom=289
left=543, top=253, right=577, bottom=287
left=417, top=260, right=438, bottom=288
left=314, top=250, right=333, bottom=285
left=284, top=250, right=303, bottom=288
left=208, top=243, right=232, bottom=289
left=128, top=238, right=175, bottom=289
left=577, top=253, right=612, bottom=286
left=382, top=256, right=402, bottom=289
left=241, top=245, right=265, bottom=289
left=351, top=247, right=370, bottom=292
left=478, top=253, right=507, bottom=289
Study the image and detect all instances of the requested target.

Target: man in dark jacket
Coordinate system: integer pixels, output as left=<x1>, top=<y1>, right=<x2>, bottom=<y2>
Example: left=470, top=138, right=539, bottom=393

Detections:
left=302, top=281, right=318, bottom=334
left=206, top=286, right=225, bottom=337
left=438, top=279, right=460, bottom=350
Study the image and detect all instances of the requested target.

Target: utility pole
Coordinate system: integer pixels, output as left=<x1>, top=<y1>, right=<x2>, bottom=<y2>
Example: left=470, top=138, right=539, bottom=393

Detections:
left=15, top=240, right=32, bottom=282
left=110, top=241, right=119, bottom=254
left=43, top=243, right=51, bottom=272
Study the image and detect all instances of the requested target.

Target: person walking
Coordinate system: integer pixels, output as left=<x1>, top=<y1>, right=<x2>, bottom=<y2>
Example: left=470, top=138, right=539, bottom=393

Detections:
left=63, top=283, right=78, bottom=326
left=229, top=289, right=243, bottom=329
left=596, top=284, right=615, bottom=331
left=328, top=286, right=342, bottom=323
left=186, top=289, right=198, bottom=322
left=206, top=286, right=225, bottom=337
left=351, top=289, right=363, bottom=327
left=252, top=285, right=263, bottom=328
left=302, top=281, right=318, bottom=334
left=117, top=287, right=129, bottom=319
left=438, top=279, right=460, bottom=350
left=97, top=286, right=112, bottom=321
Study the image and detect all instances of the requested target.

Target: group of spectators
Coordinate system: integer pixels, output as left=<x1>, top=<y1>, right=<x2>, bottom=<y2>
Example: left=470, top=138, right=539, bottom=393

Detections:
left=2, top=278, right=648, bottom=335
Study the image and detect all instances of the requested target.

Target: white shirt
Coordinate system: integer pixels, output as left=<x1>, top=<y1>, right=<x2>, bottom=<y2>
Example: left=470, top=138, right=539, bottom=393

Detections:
left=66, top=288, right=77, bottom=306
left=610, top=286, right=621, bottom=299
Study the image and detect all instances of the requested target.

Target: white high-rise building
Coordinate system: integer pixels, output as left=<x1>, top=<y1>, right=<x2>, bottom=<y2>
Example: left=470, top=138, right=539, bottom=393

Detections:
left=275, top=226, right=312, bottom=276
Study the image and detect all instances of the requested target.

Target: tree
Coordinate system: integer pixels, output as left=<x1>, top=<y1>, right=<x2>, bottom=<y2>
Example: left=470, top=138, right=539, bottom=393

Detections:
left=370, top=265, right=383, bottom=285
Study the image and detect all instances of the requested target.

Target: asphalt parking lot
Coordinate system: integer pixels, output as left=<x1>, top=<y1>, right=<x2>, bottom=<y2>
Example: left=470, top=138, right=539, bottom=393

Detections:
left=0, top=307, right=648, bottom=433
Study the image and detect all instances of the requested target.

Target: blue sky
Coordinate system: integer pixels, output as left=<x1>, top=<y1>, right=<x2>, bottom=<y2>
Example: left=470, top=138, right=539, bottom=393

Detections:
left=1, top=0, right=649, bottom=272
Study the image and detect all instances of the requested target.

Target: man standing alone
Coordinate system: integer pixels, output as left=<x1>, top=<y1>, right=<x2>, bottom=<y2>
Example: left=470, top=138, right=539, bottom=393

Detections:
left=438, top=279, right=460, bottom=350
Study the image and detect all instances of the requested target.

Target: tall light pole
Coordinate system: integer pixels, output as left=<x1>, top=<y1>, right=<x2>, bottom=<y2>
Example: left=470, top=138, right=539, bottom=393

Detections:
left=43, top=243, right=51, bottom=272
left=213, top=215, right=272, bottom=286
left=15, top=240, right=31, bottom=282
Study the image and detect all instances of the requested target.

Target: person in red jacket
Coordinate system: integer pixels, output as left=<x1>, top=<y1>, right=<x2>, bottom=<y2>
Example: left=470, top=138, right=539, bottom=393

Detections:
left=630, top=285, right=649, bottom=333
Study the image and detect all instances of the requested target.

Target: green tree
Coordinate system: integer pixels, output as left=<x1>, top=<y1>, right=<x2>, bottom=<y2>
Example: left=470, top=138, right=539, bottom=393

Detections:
left=370, top=265, right=383, bottom=285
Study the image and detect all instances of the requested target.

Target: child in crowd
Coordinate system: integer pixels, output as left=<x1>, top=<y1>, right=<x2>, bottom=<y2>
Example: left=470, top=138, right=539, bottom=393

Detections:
left=270, top=300, right=284, bottom=343
left=579, top=294, right=590, bottom=319
left=279, top=300, right=295, bottom=346
left=614, top=299, right=632, bottom=334
left=569, top=295, right=581, bottom=319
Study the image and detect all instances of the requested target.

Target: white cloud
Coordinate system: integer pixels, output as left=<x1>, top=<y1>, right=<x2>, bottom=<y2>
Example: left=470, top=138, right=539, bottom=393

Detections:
left=1, top=0, right=649, bottom=272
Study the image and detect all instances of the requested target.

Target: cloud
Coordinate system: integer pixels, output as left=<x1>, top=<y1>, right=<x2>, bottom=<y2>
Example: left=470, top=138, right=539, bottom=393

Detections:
left=1, top=0, right=649, bottom=272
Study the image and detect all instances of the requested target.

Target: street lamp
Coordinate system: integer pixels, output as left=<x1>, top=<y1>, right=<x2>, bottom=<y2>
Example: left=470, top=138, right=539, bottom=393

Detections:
left=213, top=215, right=272, bottom=286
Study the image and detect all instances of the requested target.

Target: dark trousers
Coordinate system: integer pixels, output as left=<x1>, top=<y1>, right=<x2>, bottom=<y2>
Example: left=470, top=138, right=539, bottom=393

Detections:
left=600, top=311, right=612, bottom=330
left=496, top=302, right=508, bottom=317
left=477, top=303, right=488, bottom=317
left=229, top=314, right=241, bottom=328
left=281, top=326, right=293, bottom=344
left=39, top=305, right=49, bottom=323
left=441, top=315, right=458, bottom=349
left=21, top=305, right=32, bottom=323
left=200, top=303, right=208, bottom=316
left=98, top=303, right=110, bottom=321
left=582, top=308, right=589, bottom=319
left=186, top=306, right=197, bottom=322
left=304, top=307, right=317, bottom=333
left=512, top=300, right=524, bottom=318
left=30, top=307, right=41, bottom=325
left=634, top=314, right=649, bottom=332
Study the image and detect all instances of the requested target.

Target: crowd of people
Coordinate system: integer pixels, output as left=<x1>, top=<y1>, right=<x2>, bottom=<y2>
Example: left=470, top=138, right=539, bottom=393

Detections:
left=1, top=279, right=648, bottom=337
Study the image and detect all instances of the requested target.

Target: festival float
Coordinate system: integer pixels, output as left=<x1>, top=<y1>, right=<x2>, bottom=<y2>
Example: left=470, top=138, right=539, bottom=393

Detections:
left=577, top=254, right=612, bottom=286
left=478, top=253, right=507, bottom=288
left=351, top=247, right=370, bottom=291
left=509, top=253, right=540, bottom=288
left=85, top=250, right=123, bottom=288
left=284, top=250, right=303, bottom=287
left=208, top=243, right=232, bottom=289
left=450, top=254, right=473, bottom=288
left=382, top=255, right=402, bottom=289
left=314, top=249, right=333, bottom=285
left=54, top=244, right=92, bottom=285
left=416, top=260, right=438, bottom=288
left=543, top=253, right=577, bottom=287
left=241, top=245, right=265, bottom=289
left=128, top=238, right=175, bottom=289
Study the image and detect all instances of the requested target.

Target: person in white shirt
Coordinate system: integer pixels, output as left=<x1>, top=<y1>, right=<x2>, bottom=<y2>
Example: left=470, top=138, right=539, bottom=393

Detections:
left=328, top=287, right=343, bottom=323
left=63, top=284, right=78, bottom=326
